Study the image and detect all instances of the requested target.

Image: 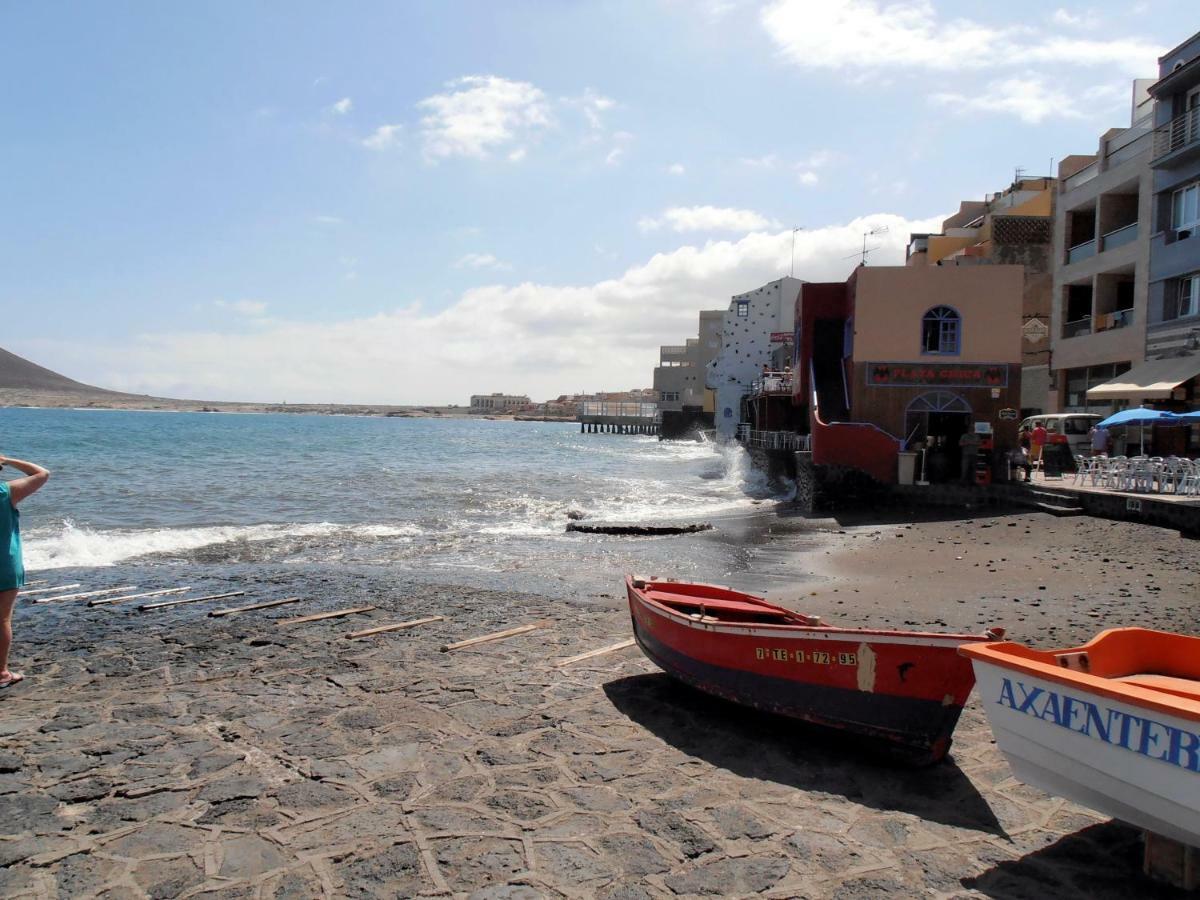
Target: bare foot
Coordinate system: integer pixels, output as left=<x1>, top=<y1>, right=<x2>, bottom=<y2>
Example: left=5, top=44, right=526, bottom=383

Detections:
left=0, top=671, right=24, bottom=689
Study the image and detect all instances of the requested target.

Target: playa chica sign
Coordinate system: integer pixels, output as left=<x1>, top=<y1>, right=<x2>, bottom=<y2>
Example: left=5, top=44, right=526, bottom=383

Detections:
left=866, top=362, right=1008, bottom=388
left=998, top=677, right=1200, bottom=773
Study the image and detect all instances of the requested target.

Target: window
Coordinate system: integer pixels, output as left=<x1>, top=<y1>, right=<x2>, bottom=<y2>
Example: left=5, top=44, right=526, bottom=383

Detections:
left=1167, top=274, right=1200, bottom=320
left=735, top=300, right=749, bottom=317
left=660, top=391, right=679, bottom=402
left=1172, top=182, right=1200, bottom=232
left=921, top=306, right=960, bottom=355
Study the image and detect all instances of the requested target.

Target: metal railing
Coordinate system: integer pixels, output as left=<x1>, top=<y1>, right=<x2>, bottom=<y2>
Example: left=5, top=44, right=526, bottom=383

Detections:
left=737, top=427, right=810, bottom=451
left=749, top=372, right=794, bottom=396
left=1104, top=128, right=1150, bottom=166
left=1063, top=316, right=1093, bottom=338
left=1153, top=107, right=1200, bottom=160
left=579, top=401, right=660, bottom=420
left=1063, top=161, right=1099, bottom=191
left=1067, top=239, right=1097, bottom=264
left=1101, top=222, right=1138, bottom=252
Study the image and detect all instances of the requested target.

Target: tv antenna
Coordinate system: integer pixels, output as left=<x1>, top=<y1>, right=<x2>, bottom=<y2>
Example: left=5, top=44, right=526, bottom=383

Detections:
left=843, top=224, right=889, bottom=265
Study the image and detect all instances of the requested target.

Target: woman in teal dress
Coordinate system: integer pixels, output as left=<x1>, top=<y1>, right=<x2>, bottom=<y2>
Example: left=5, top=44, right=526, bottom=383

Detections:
left=1, top=455, right=50, bottom=689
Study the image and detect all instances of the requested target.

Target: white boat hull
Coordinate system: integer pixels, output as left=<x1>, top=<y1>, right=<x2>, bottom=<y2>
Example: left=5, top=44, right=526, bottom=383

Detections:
left=970, top=661, right=1200, bottom=845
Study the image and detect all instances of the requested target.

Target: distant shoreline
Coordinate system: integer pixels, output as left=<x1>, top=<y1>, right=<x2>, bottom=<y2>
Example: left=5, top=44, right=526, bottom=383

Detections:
left=0, top=390, right=576, bottom=421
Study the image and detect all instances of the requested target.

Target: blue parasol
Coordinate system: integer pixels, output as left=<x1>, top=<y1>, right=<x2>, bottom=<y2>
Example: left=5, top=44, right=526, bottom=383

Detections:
left=1096, top=407, right=1179, bottom=428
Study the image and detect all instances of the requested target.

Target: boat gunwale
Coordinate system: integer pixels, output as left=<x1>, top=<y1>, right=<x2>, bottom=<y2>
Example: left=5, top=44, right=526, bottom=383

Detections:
left=627, top=577, right=995, bottom=646
left=960, top=633, right=1200, bottom=723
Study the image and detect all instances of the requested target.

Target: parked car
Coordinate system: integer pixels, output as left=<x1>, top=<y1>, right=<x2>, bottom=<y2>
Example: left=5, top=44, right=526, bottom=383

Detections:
left=1018, top=413, right=1102, bottom=454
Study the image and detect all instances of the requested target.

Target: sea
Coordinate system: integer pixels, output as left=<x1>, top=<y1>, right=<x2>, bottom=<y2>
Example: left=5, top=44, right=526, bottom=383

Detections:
left=1, top=408, right=824, bottom=600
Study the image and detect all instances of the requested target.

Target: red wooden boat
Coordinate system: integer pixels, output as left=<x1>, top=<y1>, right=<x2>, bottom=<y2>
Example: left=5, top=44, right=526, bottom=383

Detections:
left=626, top=575, right=1003, bottom=765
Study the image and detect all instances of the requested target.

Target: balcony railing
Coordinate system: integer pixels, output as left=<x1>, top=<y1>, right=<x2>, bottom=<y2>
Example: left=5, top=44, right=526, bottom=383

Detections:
left=1066, top=239, right=1097, bottom=264
left=1153, top=107, right=1200, bottom=161
left=736, top=426, right=810, bottom=451
left=750, top=372, right=794, bottom=396
left=1100, top=222, right=1139, bottom=252
left=1063, top=316, right=1093, bottom=338
left=660, top=345, right=687, bottom=355
left=1063, top=161, right=1099, bottom=191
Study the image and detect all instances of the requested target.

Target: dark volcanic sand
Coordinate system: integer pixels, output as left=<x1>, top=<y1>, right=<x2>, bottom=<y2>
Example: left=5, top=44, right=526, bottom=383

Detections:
left=0, top=513, right=1195, bottom=899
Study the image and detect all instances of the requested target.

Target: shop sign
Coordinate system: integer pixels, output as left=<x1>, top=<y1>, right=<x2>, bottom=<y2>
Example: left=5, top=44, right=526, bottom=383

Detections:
left=998, top=408, right=1019, bottom=420
left=866, top=362, right=1009, bottom=388
left=1022, top=318, right=1048, bottom=342
left=770, top=331, right=792, bottom=344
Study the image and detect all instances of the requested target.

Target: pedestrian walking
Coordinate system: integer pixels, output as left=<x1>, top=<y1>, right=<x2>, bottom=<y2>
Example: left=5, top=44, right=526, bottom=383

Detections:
left=1030, top=422, right=1048, bottom=466
left=1, top=455, right=51, bottom=689
left=1089, top=425, right=1110, bottom=457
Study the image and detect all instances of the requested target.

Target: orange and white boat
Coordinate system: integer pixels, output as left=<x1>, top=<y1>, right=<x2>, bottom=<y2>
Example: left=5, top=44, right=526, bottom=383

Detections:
left=960, top=628, right=1200, bottom=845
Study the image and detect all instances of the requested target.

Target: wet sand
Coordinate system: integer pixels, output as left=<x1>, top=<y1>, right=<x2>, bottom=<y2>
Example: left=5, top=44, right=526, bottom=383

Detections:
left=1, top=512, right=1196, bottom=899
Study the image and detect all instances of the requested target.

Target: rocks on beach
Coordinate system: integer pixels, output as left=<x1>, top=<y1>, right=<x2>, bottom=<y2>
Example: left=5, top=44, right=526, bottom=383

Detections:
left=0, top=512, right=1196, bottom=898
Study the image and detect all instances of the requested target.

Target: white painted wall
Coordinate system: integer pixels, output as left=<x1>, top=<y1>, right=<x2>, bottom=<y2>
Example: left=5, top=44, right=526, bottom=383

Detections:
left=706, top=277, right=803, bottom=438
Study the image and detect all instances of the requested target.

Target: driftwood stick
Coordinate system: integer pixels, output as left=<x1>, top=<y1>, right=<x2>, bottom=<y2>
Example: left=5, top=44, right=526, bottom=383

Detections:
left=20, top=584, right=83, bottom=596
left=209, top=597, right=301, bottom=618
left=280, top=605, right=376, bottom=626
left=553, top=638, right=637, bottom=667
left=139, top=591, right=245, bottom=612
left=346, top=615, right=444, bottom=640
left=90, top=587, right=191, bottom=607
left=441, top=620, right=551, bottom=653
left=34, top=586, right=137, bottom=604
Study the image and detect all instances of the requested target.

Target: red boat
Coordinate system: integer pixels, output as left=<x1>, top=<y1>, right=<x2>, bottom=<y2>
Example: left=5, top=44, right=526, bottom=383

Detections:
left=626, top=576, right=1002, bottom=765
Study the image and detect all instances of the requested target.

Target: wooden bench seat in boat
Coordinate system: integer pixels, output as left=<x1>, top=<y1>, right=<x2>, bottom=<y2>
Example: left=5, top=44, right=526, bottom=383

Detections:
left=1114, top=673, right=1200, bottom=701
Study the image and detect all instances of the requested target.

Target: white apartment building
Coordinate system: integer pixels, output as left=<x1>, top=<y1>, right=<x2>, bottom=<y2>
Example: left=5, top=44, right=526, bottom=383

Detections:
left=469, top=393, right=531, bottom=412
left=706, top=277, right=803, bottom=438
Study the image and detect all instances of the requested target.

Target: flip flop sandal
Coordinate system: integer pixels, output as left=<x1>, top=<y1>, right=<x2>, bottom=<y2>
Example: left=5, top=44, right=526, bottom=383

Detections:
left=0, top=672, right=24, bottom=689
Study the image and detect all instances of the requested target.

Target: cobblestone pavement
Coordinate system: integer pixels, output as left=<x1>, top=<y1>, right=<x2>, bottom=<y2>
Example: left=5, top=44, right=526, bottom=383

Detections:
left=0, top=569, right=1190, bottom=899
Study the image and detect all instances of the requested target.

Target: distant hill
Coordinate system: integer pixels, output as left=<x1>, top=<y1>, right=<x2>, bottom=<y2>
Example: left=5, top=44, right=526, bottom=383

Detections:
left=0, top=346, right=122, bottom=395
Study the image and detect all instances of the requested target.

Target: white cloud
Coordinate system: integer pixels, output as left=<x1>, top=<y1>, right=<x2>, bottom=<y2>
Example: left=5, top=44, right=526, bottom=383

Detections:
left=55, top=214, right=942, bottom=404
left=1050, top=8, right=1098, bottom=29
left=930, top=76, right=1080, bottom=124
left=310, top=214, right=344, bottom=225
left=214, top=299, right=268, bottom=317
left=328, top=97, right=353, bottom=115
left=362, top=124, right=403, bottom=151
left=760, top=0, right=1158, bottom=75
left=569, top=89, right=617, bottom=130
left=738, top=154, right=780, bottom=169
left=455, top=252, right=511, bottom=271
left=797, top=171, right=819, bottom=186
left=418, top=75, right=552, bottom=161
left=666, top=163, right=686, bottom=176
left=639, top=205, right=780, bottom=234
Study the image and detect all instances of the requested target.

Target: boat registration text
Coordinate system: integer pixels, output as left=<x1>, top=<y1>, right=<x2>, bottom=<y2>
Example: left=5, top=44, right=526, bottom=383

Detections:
left=756, top=648, right=857, bottom=666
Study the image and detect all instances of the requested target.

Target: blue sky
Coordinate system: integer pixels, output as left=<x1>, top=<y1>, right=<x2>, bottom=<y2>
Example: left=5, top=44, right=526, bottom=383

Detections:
left=2, top=1, right=1194, bottom=403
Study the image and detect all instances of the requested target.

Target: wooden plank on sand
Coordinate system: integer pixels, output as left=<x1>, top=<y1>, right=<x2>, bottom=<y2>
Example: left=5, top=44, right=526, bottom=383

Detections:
left=346, top=615, right=444, bottom=640
left=279, top=605, right=376, bottom=626
left=139, top=590, right=245, bottom=612
left=90, top=587, right=191, bottom=607
left=34, top=586, right=137, bottom=604
left=440, top=620, right=551, bottom=652
left=552, top=638, right=637, bottom=667
left=209, top=597, right=301, bottom=618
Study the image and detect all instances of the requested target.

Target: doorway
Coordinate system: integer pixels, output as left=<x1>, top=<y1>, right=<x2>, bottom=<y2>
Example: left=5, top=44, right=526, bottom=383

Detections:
left=905, top=391, right=972, bottom=483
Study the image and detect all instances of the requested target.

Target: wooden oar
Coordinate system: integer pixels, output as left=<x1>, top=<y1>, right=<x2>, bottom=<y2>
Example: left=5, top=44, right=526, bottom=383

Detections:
left=553, top=638, right=637, bottom=667
left=90, top=587, right=191, bottom=607
left=139, top=591, right=245, bottom=612
left=346, top=615, right=443, bottom=639
left=441, top=620, right=551, bottom=652
left=280, top=605, right=376, bottom=626
left=209, top=597, right=300, bottom=618
left=34, top=586, right=137, bottom=604
left=19, top=584, right=82, bottom=596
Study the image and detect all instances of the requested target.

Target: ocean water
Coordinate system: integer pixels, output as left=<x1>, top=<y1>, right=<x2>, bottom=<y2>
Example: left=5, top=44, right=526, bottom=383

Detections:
left=1, top=409, right=814, bottom=598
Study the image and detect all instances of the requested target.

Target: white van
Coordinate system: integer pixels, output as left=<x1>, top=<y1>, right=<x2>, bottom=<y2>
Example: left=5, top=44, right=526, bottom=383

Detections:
left=1018, top=413, right=1102, bottom=454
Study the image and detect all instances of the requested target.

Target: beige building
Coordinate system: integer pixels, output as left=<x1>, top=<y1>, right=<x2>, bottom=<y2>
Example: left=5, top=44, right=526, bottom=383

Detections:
left=1050, top=81, right=1155, bottom=415
left=653, top=310, right=723, bottom=413
left=469, top=393, right=531, bottom=412
left=907, top=178, right=1055, bottom=415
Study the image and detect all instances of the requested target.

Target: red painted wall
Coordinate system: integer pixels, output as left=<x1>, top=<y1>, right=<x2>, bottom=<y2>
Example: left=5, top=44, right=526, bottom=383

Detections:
left=791, top=281, right=852, bottom=406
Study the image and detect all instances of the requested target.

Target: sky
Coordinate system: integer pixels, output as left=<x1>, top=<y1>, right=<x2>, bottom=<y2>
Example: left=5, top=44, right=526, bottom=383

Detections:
left=1, top=1, right=1194, bottom=404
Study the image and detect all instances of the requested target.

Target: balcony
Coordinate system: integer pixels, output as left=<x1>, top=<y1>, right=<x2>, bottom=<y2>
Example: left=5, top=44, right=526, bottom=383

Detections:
left=1152, top=107, right=1200, bottom=164
left=1063, top=161, right=1099, bottom=191
left=1100, top=222, right=1138, bottom=252
left=750, top=371, right=794, bottom=397
left=1066, top=240, right=1097, bottom=265
left=1095, top=308, right=1134, bottom=331
left=1063, top=317, right=1093, bottom=338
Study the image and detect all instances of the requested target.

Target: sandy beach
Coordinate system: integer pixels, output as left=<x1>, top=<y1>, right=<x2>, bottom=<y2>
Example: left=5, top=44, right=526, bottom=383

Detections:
left=0, top=511, right=1196, bottom=899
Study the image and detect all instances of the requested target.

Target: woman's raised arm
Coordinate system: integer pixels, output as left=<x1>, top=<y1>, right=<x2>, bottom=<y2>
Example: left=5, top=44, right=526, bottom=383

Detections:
left=0, top=457, right=50, bottom=505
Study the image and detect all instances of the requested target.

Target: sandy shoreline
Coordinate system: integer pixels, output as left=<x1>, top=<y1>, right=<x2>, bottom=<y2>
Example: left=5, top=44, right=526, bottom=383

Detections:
left=1, top=513, right=1196, bottom=898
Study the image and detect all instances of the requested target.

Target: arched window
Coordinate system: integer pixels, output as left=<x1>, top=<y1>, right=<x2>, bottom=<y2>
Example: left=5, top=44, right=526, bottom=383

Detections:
left=921, top=306, right=960, bottom=355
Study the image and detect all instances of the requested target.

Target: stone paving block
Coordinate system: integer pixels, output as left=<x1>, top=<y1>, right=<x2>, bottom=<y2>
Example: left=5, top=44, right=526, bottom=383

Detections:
left=130, top=855, right=206, bottom=899
left=433, top=836, right=526, bottom=890
left=218, top=833, right=289, bottom=879
left=662, top=855, right=791, bottom=896
left=595, top=833, right=673, bottom=876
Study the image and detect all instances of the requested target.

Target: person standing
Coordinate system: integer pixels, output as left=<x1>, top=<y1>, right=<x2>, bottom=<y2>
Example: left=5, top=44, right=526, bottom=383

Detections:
left=0, top=455, right=50, bottom=689
left=1090, top=424, right=1110, bottom=457
left=1030, top=422, right=1048, bottom=466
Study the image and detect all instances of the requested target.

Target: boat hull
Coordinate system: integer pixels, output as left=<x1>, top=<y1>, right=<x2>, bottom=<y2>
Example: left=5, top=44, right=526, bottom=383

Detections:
left=968, top=659, right=1200, bottom=845
left=627, top=580, right=984, bottom=765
